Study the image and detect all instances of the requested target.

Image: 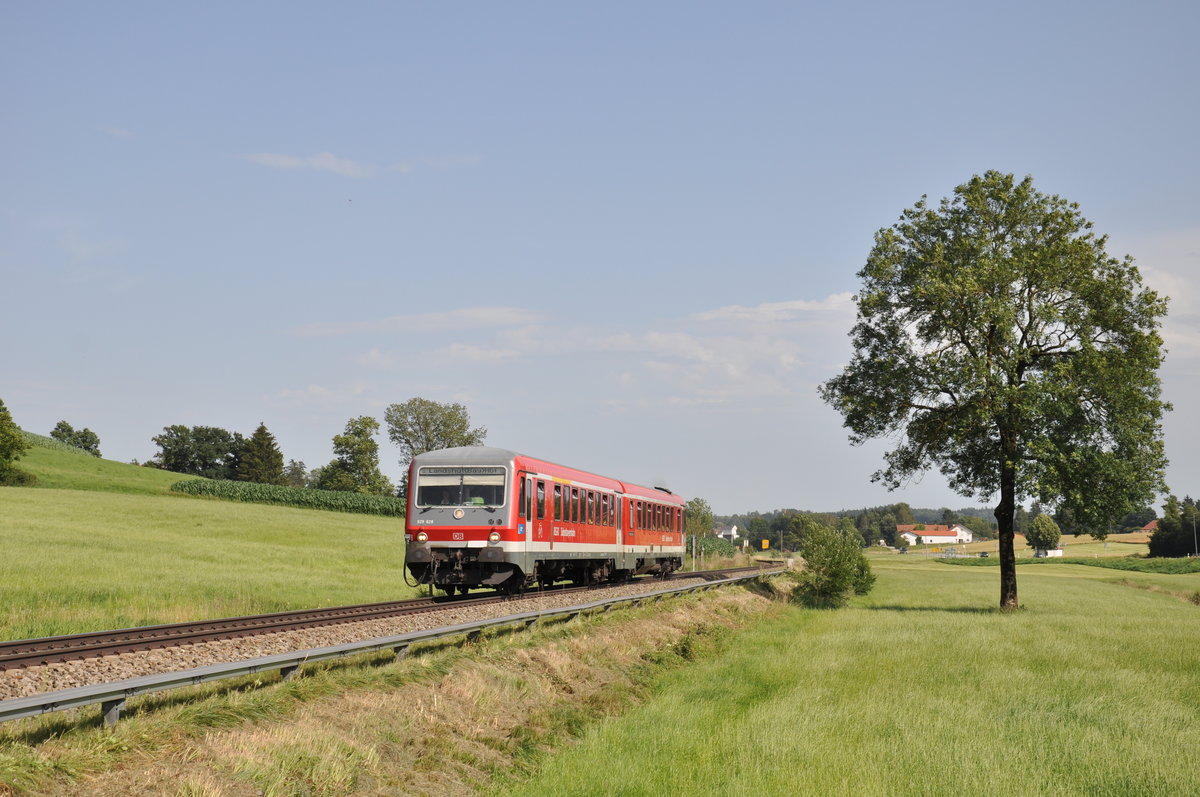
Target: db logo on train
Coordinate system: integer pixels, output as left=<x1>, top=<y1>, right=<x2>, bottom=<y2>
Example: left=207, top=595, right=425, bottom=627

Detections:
left=453, top=532, right=464, bottom=540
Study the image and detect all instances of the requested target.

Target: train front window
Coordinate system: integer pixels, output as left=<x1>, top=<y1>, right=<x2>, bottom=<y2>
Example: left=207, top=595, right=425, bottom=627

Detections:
left=416, top=467, right=507, bottom=507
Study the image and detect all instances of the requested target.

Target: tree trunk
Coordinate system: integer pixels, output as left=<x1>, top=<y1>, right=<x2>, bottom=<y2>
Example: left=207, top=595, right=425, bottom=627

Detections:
left=994, top=458, right=1018, bottom=610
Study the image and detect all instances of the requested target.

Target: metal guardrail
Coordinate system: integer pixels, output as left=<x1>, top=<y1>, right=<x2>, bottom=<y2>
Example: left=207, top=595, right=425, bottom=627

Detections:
left=0, top=570, right=776, bottom=727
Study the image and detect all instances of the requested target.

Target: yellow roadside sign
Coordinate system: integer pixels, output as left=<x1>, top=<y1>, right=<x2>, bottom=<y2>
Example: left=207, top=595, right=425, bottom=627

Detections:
left=762, top=539, right=769, bottom=549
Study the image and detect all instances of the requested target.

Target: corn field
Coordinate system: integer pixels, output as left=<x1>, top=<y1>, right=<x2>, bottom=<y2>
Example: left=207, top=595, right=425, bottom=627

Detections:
left=171, top=479, right=406, bottom=517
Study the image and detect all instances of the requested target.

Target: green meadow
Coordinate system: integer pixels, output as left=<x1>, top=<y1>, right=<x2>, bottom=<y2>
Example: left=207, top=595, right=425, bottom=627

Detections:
left=1, top=446, right=416, bottom=640
left=506, top=557, right=1200, bottom=797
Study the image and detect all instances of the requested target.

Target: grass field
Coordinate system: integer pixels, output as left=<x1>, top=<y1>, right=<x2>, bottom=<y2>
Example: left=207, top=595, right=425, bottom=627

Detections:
left=505, top=557, right=1200, bottom=797
left=1, top=448, right=417, bottom=640
left=912, top=531, right=1152, bottom=559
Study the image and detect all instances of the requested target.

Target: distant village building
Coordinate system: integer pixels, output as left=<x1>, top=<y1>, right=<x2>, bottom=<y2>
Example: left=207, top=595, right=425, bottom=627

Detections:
left=897, top=523, right=974, bottom=546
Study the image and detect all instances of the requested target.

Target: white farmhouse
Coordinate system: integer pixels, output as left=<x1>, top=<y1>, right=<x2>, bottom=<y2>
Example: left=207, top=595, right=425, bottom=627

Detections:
left=897, top=523, right=974, bottom=546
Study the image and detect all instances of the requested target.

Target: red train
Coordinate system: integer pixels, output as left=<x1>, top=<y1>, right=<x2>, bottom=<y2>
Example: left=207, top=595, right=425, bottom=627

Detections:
left=404, top=446, right=685, bottom=593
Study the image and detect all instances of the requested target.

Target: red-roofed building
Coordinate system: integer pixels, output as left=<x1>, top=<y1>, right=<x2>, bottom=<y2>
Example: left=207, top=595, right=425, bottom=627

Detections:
left=1141, top=520, right=1159, bottom=532
left=897, top=523, right=974, bottom=546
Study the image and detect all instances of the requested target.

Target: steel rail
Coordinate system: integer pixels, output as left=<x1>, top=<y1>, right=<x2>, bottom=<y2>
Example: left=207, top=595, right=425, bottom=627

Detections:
left=0, top=568, right=764, bottom=671
left=0, top=569, right=781, bottom=727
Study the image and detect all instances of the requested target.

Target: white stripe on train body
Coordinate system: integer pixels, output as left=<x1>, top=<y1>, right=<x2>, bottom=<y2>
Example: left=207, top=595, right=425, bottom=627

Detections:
left=404, top=446, right=685, bottom=593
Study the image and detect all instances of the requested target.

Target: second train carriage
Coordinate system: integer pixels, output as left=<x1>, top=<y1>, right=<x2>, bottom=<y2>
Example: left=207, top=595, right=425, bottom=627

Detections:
left=404, top=446, right=685, bottom=592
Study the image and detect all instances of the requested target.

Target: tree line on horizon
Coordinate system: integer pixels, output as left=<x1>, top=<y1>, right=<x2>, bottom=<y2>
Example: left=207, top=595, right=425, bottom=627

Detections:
left=0, top=394, right=1192, bottom=556
left=140, top=398, right=485, bottom=499
left=715, top=499, right=1159, bottom=552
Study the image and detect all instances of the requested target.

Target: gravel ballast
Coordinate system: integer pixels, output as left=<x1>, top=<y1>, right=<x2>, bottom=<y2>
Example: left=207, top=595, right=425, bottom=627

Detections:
left=0, top=577, right=710, bottom=702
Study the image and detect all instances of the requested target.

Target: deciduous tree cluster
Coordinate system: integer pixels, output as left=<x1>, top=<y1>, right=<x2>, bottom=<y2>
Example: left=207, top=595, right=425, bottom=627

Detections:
left=50, top=420, right=101, bottom=457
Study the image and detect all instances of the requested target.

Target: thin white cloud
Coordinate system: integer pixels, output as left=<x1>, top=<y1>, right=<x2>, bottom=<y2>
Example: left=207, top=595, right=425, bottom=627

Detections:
left=295, top=307, right=542, bottom=337
left=242, top=152, right=375, bottom=178
left=693, top=293, right=855, bottom=323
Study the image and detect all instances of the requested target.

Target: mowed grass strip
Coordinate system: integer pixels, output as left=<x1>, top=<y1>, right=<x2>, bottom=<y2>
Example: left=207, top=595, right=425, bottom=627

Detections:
left=0, top=487, right=414, bottom=640
left=505, top=560, right=1200, bottom=797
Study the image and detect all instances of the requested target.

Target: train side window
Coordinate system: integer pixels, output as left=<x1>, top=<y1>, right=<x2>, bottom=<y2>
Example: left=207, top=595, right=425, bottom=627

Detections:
left=655, top=504, right=662, bottom=530
left=587, top=491, right=595, bottom=524
left=571, top=488, right=580, bottom=523
left=638, top=501, right=645, bottom=529
left=554, top=484, right=562, bottom=521
left=519, top=478, right=527, bottom=519
left=536, top=481, right=546, bottom=519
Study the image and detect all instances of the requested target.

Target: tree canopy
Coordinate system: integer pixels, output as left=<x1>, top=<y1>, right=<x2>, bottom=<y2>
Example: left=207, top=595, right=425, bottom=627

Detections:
left=236, top=422, right=286, bottom=485
left=0, top=398, right=31, bottom=483
left=384, top=398, right=486, bottom=495
left=1026, top=514, right=1062, bottom=552
left=317, top=416, right=394, bottom=496
left=685, top=496, right=714, bottom=537
left=820, top=171, right=1170, bottom=608
left=151, top=425, right=247, bottom=479
left=50, top=420, right=101, bottom=457
left=1148, top=495, right=1198, bottom=557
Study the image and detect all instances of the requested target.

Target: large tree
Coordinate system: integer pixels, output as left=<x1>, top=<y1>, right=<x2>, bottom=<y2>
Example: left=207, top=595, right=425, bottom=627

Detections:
left=820, top=171, right=1169, bottom=608
left=317, top=416, right=394, bottom=495
left=1026, top=514, right=1062, bottom=552
left=384, top=398, right=486, bottom=496
left=0, top=398, right=31, bottom=483
left=1148, top=495, right=1198, bottom=557
left=236, top=422, right=286, bottom=485
left=151, top=425, right=246, bottom=479
left=685, top=496, right=714, bottom=537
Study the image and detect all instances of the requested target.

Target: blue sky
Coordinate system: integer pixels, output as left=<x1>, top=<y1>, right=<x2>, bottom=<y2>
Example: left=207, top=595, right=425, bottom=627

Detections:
left=3, top=1, right=1197, bottom=516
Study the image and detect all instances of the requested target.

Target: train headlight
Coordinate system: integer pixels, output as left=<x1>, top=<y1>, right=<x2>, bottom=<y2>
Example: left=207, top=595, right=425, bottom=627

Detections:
left=488, top=531, right=501, bottom=543
left=416, top=531, right=429, bottom=543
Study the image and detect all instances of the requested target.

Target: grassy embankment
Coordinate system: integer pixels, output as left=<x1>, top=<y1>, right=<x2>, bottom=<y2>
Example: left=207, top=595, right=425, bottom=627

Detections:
left=0, top=444, right=417, bottom=641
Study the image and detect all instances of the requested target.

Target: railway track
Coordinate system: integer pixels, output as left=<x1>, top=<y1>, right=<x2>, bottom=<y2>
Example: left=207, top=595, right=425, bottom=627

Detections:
left=0, top=566, right=773, bottom=672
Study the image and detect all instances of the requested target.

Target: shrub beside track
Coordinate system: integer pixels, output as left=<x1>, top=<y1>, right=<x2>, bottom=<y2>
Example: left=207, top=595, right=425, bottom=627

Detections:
left=171, top=478, right=406, bottom=516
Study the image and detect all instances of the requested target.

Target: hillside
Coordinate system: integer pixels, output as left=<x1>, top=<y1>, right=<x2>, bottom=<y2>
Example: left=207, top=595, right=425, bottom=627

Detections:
left=17, top=436, right=186, bottom=495
left=1, top=435, right=416, bottom=641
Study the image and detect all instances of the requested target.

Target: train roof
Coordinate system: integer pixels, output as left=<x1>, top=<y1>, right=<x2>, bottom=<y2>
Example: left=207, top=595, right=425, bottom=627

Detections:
left=411, top=446, right=521, bottom=465
left=409, top=446, right=684, bottom=504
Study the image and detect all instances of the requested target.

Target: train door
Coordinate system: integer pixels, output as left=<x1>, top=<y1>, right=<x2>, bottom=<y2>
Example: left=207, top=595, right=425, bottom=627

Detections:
left=616, top=495, right=626, bottom=562
left=530, top=478, right=550, bottom=546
